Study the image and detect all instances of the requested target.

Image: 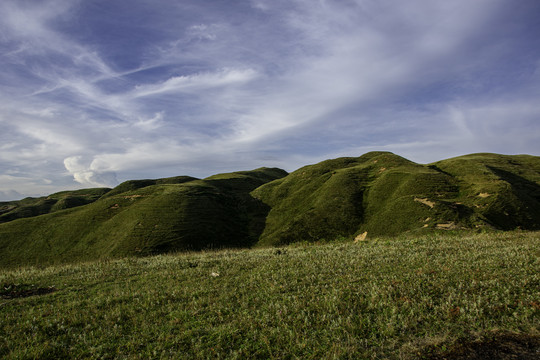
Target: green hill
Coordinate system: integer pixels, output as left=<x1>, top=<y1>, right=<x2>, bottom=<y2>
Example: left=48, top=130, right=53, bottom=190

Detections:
left=0, top=188, right=111, bottom=223
left=252, top=152, right=540, bottom=246
left=0, top=168, right=287, bottom=268
left=0, top=152, right=539, bottom=268
left=101, top=175, right=198, bottom=198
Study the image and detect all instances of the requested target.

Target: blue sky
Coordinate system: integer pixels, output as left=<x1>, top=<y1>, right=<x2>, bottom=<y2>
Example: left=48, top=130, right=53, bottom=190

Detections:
left=1, top=0, right=539, bottom=200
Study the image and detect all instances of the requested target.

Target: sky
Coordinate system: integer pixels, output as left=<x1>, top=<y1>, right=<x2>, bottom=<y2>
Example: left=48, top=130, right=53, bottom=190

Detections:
left=1, top=0, right=539, bottom=200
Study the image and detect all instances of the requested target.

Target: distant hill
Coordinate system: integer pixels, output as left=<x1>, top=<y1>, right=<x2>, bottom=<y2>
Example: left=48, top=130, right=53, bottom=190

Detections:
left=0, top=168, right=287, bottom=268
left=0, top=153, right=539, bottom=268
left=0, top=188, right=111, bottom=223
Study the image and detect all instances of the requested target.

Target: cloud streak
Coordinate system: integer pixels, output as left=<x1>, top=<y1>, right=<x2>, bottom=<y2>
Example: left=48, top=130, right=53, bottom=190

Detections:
left=131, top=68, right=258, bottom=98
left=1, top=0, right=539, bottom=200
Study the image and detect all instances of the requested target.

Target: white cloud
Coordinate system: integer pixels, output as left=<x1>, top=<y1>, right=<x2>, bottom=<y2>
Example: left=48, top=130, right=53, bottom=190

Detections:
left=64, top=156, right=117, bottom=188
left=135, top=111, right=165, bottom=131
left=17, top=121, right=83, bottom=152
left=131, top=68, right=258, bottom=98
left=249, top=1, right=270, bottom=11
left=0, top=0, right=115, bottom=80
left=186, top=24, right=219, bottom=41
left=203, top=0, right=503, bottom=146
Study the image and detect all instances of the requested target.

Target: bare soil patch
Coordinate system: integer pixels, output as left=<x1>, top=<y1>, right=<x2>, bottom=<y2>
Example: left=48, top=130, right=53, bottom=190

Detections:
left=123, top=195, right=145, bottom=200
left=436, top=222, right=458, bottom=230
left=415, top=197, right=436, bottom=208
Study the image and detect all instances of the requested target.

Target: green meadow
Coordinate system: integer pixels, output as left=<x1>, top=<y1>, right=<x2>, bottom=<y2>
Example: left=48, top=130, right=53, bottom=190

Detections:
left=1, top=231, right=539, bottom=359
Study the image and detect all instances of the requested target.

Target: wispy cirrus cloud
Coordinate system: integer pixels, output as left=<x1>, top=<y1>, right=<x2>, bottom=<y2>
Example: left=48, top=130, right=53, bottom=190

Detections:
left=0, top=0, right=539, bottom=200
left=131, top=68, right=258, bottom=98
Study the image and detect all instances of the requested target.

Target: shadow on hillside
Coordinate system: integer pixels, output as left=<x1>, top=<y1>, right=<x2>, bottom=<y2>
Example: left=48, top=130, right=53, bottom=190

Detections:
left=427, top=164, right=455, bottom=178
left=485, top=166, right=540, bottom=230
left=1, top=283, right=57, bottom=299
left=421, top=332, right=540, bottom=360
left=488, top=166, right=540, bottom=199
left=147, top=193, right=271, bottom=254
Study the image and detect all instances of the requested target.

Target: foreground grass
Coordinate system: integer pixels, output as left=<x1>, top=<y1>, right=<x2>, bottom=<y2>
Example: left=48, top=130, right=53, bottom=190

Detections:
left=1, top=232, right=539, bottom=359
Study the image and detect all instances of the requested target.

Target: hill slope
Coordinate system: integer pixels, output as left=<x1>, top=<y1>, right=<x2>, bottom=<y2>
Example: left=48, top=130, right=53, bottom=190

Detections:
left=0, top=188, right=111, bottom=223
left=0, top=168, right=287, bottom=268
left=252, top=152, right=540, bottom=245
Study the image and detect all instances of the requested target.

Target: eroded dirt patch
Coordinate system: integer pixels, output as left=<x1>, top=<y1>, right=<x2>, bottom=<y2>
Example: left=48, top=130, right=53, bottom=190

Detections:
left=436, top=222, right=458, bottom=230
left=415, top=197, right=436, bottom=208
left=1, top=283, right=57, bottom=299
left=123, top=195, right=145, bottom=200
left=421, top=332, right=540, bottom=360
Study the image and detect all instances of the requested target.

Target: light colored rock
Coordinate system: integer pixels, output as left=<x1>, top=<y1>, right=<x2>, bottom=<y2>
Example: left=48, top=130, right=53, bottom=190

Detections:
left=354, top=231, right=368, bottom=243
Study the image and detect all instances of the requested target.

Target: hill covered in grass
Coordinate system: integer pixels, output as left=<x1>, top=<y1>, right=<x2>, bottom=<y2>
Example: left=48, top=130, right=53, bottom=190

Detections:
left=0, top=168, right=287, bottom=268
left=0, top=152, right=539, bottom=267
left=0, top=188, right=111, bottom=223
left=252, top=152, right=540, bottom=245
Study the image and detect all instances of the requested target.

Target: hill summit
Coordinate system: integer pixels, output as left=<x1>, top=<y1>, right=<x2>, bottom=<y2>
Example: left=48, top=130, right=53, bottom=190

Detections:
left=1, top=152, right=539, bottom=267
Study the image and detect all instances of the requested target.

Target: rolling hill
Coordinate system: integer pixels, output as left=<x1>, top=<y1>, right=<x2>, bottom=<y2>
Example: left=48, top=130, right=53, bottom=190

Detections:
left=0, top=188, right=111, bottom=223
left=0, top=152, right=539, bottom=267
left=253, top=152, right=540, bottom=245
left=0, top=168, right=287, bottom=268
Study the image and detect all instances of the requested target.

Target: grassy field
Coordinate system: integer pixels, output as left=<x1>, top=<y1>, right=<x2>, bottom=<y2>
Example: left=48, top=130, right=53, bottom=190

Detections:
left=1, top=231, right=539, bottom=359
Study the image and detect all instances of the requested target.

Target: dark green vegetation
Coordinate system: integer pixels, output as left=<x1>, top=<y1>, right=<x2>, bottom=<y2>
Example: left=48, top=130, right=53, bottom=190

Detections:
left=0, top=168, right=286, bottom=268
left=253, top=152, right=540, bottom=245
left=1, top=232, right=538, bottom=359
left=0, top=152, right=539, bottom=268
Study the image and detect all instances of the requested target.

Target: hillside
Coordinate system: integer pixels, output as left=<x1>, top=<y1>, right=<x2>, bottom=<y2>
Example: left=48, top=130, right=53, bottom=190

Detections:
left=252, top=152, right=540, bottom=245
left=0, top=152, right=539, bottom=267
left=0, top=188, right=110, bottom=223
left=0, top=168, right=287, bottom=268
